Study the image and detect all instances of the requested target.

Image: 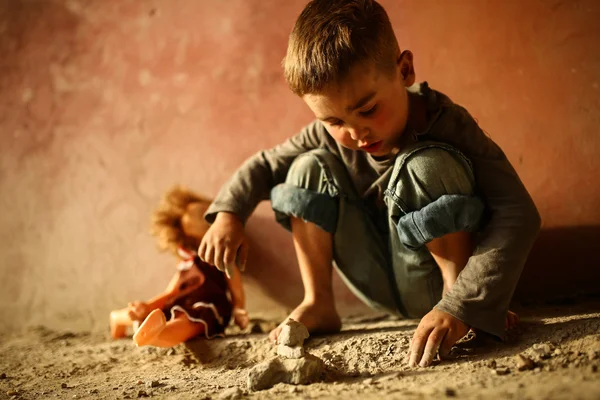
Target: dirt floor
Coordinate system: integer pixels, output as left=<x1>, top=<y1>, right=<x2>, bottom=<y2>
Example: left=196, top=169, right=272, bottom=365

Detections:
left=1, top=298, right=599, bottom=400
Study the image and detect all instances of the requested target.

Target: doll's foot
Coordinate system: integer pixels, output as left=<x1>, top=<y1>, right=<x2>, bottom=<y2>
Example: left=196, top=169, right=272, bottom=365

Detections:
left=133, top=309, right=167, bottom=347
left=269, top=299, right=341, bottom=343
left=506, top=310, right=519, bottom=330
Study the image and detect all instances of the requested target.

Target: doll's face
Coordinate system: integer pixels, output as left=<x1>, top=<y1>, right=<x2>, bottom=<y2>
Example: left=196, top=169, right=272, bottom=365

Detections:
left=181, top=202, right=211, bottom=240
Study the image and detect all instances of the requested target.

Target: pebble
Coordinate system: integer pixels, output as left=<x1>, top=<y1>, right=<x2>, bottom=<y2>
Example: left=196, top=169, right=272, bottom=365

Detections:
left=494, top=367, right=510, bottom=376
left=363, top=378, right=373, bottom=385
left=137, top=390, right=149, bottom=398
left=445, top=388, right=457, bottom=397
left=89, top=389, right=99, bottom=394
left=532, top=344, right=552, bottom=359
left=515, top=354, right=536, bottom=371
left=591, top=365, right=598, bottom=373
left=486, top=360, right=497, bottom=369
left=61, top=383, right=68, bottom=389
left=7, top=391, right=19, bottom=397
left=0, top=373, right=6, bottom=379
left=146, top=381, right=160, bottom=388
left=167, top=348, right=176, bottom=356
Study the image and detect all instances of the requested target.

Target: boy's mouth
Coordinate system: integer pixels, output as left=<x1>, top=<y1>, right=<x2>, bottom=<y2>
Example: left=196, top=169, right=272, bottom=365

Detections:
left=359, top=140, right=383, bottom=153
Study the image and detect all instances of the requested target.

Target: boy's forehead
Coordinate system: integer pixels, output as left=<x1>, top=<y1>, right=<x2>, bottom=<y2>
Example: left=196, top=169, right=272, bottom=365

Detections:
left=303, top=67, right=382, bottom=117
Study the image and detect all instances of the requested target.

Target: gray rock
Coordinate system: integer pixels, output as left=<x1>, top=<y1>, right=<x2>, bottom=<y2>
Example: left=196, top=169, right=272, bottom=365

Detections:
left=218, top=387, right=244, bottom=400
left=247, top=354, right=323, bottom=391
left=277, top=344, right=304, bottom=359
left=532, top=343, right=552, bottom=359
left=278, top=319, right=309, bottom=347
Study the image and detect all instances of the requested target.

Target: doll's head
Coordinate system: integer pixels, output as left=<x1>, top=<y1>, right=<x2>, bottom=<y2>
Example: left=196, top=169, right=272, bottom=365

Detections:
left=151, top=186, right=212, bottom=257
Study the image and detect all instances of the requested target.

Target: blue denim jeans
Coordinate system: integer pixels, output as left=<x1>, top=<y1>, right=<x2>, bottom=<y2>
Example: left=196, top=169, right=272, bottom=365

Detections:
left=271, top=146, right=483, bottom=318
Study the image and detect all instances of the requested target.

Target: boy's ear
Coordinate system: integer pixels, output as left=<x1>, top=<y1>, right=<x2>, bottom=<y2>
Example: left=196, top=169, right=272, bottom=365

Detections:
left=397, top=50, right=416, bottom=87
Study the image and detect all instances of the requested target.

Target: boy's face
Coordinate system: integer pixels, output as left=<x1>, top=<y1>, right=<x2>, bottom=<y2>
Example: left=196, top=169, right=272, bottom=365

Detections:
left=303, top=51, right=415, bottom=158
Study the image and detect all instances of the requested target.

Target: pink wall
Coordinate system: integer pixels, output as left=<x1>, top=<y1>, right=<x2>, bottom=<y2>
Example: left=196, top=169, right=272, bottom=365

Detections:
left=0, top=0, right=598, bottom=332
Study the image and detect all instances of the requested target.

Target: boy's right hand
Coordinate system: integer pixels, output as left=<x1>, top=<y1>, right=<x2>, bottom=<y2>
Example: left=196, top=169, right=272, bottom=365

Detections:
left=198, top=212, right=249, bottom=278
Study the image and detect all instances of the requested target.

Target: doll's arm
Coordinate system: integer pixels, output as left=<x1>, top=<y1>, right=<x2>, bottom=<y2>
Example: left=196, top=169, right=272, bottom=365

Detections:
left=226, top=266, right=249, bottom=329
left=128, top=272, right=183, bottom=321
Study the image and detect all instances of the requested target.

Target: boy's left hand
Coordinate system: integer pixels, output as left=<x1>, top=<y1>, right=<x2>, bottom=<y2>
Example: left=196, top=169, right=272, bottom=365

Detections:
left=407, top=309, right=469, bottom=367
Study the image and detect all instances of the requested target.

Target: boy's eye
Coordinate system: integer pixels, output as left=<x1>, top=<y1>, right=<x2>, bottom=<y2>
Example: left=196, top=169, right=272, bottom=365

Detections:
left=359, top=104, right=378, bottom=117
left=329, top=119, right=344, bottom=127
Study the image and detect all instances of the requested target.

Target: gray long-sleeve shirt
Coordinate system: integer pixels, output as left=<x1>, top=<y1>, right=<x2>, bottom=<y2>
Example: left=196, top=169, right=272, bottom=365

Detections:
left=205, top=82, right=541, bottom=338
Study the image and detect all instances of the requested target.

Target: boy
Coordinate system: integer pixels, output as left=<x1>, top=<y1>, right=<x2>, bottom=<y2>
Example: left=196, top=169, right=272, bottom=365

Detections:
left=198, top=0, right=540, bottom=368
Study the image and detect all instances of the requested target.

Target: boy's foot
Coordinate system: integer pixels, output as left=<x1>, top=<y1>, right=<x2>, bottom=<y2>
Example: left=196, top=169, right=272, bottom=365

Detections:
left=506, top=310, right=519, bottom=330
left=133, top=309, right=167, bottom=347
left=269, top=300, right=341, bottom=343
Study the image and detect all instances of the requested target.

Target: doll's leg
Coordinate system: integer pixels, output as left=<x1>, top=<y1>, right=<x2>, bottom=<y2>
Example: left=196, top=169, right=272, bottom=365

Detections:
left=110, top=307, right=133, bottom=339
left=133, top=309, right=205, bottom=348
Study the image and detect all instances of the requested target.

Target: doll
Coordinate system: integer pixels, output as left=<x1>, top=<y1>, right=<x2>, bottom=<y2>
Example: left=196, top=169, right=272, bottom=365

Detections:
left=109, top=186, right=249, bottom=347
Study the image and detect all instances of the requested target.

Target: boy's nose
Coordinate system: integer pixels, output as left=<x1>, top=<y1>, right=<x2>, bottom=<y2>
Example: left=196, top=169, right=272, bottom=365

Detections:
left=348, top=126, right=368, bottom=141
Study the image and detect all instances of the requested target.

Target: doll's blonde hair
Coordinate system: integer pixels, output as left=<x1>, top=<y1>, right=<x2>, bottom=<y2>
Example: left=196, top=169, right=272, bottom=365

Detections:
left=150, top=186, right=211, bottom=256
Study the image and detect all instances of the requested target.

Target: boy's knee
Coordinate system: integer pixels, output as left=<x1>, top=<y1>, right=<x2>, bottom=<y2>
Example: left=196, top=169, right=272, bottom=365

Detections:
left=286, top=149, right=340, bottom=189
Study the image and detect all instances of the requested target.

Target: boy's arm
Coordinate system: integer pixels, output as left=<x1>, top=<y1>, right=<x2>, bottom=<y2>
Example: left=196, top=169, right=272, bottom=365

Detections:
left=204, top=121, right=329, bottom=224
left=389, top=147, right=483, bottom=367
left=428, top=103, right=541, bottom=340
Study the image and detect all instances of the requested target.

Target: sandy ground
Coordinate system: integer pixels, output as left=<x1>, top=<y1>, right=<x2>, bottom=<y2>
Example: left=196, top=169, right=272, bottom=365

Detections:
left=1, top=298, right=599, bottom=400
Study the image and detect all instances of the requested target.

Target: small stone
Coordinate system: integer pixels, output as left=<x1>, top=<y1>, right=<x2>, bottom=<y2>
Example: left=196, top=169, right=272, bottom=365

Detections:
left=218, top=387, right=243, bottom=400
left=137, top=390, right=149, bottom=398
left=588, top=350, right=599, bottom=360
left=534, top=367, right=542, bottom=373
left=73, top=395, right=78, bottom=399
left=277, top=344, right=304, bottom=359
left=486, top=360, right=497, bottom=369
left=554, top=349, right=563, bottom=356
left=89, top=389, right=99, bottom=394
left=146, top=381, right=160, bottom=388
left=247, top=355, right=323, bottom=391
left=591, top=365, right=598, bottom=373
left=137, top=380, right=143, bottom=385
left=167, top=348, right=176, bottom=356
left=363, top=378, right=373, bottom=385
left=494, top=367, right=510, bottom=376
left=0, top=373, right=6, bottom=379
left=278, top=319, right=310, bottom=347
left=7, top=391, right=19, bottom=397
left=61, top=383, right=68, bottom=389
left=445, top=388, right=457, bottom=397
left=515, top=354, right=536, bottom=371
left=532, top=343, right=552, bottom=359
left=289, top=387, right=298, bottom=393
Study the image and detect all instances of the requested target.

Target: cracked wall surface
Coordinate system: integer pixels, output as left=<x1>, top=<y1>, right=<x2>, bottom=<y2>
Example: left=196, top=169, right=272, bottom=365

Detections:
left=0, top=0, right=599, bottom=332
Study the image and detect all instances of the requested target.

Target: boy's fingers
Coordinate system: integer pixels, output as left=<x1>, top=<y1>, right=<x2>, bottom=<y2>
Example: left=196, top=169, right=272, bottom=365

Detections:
left=223, top=245, right=236, bottom=278
left=408, top=327, right=433, bottom=367
left=419, top=328, right=446, bottom=367
left=439, top=333, right=455, bottom=359
left=238, top=243, right=249, bottom=271
left=205, top=246, right=217, bottom=270
left=214, top=245, right=226, bottom=272
left=198, top=240, right=207, bottom=262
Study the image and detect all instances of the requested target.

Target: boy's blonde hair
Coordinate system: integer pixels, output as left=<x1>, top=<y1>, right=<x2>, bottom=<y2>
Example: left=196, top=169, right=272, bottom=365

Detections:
left=150, top=186, right=211, bottom=256
left=284, top=0, right=400, bottom=96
